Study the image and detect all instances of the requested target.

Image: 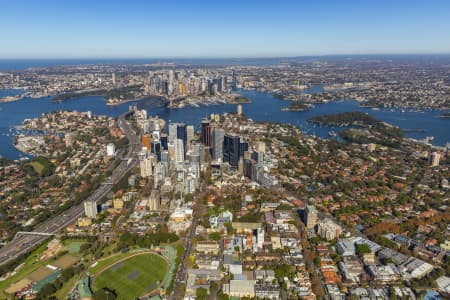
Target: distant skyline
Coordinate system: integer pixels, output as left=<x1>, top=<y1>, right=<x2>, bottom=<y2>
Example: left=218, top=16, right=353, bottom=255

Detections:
left=1, top=0, right=450, bottom=59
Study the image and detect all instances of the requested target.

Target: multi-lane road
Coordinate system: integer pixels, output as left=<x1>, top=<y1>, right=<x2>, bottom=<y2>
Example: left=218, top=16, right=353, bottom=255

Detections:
left=0, top=112, right=140, bottom=266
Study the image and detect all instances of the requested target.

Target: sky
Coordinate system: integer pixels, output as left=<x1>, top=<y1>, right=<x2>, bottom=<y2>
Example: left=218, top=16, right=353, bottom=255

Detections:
left=0, top=0, right=450, bottom=59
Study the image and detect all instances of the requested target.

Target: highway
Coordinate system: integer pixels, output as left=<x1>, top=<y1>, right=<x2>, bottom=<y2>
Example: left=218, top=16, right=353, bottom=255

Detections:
left=0, top=112, right=140, bottom=266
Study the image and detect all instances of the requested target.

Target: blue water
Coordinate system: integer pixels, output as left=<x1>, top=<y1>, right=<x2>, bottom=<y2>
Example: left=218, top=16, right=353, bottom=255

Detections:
left=2, top=55, right=450, bottom=71
left=0, top=88, right=449, bottom=160
left=0, top=58, right=291, bottom=71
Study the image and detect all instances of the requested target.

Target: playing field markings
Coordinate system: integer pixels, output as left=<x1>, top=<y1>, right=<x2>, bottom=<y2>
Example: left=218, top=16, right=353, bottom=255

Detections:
left=110, top=262, right=124, bottom=272
left=127, top=271, right=140, bottom=280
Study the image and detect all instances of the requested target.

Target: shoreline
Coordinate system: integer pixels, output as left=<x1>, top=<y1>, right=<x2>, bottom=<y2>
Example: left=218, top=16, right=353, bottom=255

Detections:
left=0, top=95, right=24, bottom=103
left=106, top=98, right=143, bottom=106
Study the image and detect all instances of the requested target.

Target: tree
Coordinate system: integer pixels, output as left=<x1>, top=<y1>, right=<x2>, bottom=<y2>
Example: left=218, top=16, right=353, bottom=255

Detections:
left=196, top=287, right=208, bottom=300
left=93, top=288, right=117, bottom=300
left=355, top=244, right=371, bottom=256
left=209, top=232, right=221, bottom=241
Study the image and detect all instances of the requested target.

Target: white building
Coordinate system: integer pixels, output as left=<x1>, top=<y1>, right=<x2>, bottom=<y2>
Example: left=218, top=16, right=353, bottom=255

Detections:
left=224, top=280, right=255, bottom=298
left=317, top=218, right=342, bottom=241
left=430, top=152, right=440, bottom=167
left=436, top=276, right=450, bottom=295
left=84, top=200, right=98, bottom=218
left=175, top=139, right=184, bottom=163
left=186, top=125, right=194, bottom=150
left=140, top=156, right=153, bottom=178
left=106, top=143, right=116, bottom=157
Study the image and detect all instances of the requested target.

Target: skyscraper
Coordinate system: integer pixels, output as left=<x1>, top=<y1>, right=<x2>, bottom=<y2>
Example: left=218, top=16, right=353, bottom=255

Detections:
left=140, top=155, right=153, bottom=178
left=239, top=138, right=248, bottom=158
left=169, top=123, right=178, bottom=143
left=186, top=125, right=194, bottom=150
left=139, top=149, right=154, bottom=178
left=305, top=205, right=318, bottom=229
left=160, top=133, right=168, bottom=150
left=201, top=119, right=212, bottom=147
left=151, top=140, right=162, bottom=161
left=168, top=69, right=174, bottom=96
left=231, top=70, right=237, bottom=90
left=430, top=152, right=440, bottom=166
left=175, top=139, right=184, bottom=163
left=212, top=128, right=225, bottom=161
left=223, top=133, right=241, bottom=167
left=112, top=73, right=116, bottom=87
left=141, top=134, right=151, bottom=149
left=176, top=123, right=187, bottom=150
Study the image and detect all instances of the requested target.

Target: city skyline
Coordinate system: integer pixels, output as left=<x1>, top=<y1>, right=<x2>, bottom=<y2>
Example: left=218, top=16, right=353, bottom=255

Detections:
left=1, top=0, right=450, bottom=58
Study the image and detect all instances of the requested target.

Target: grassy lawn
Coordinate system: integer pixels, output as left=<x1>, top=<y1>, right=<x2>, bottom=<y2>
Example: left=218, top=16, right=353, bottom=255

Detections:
left=92, top=253, right=168, bottom=300
left=0, top=241, right=49, bottom=299
left=89, top=252, right=138, bottom=276
left=64, top=240, right=86, bottom=254
left=30, top=161, right=44, bottom=176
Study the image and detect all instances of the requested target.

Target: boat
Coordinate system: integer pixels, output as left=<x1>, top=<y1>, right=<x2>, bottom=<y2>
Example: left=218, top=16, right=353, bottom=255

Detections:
left=328, top=130, right=337, bottom=137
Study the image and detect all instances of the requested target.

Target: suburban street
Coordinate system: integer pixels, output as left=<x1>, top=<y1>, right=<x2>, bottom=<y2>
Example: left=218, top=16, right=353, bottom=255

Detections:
left=0, top=112, right=140, bottom=266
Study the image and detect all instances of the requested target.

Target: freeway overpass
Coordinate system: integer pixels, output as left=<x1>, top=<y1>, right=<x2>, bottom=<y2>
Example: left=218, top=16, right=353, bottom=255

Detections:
left=0, top=112, right=140, bottom=266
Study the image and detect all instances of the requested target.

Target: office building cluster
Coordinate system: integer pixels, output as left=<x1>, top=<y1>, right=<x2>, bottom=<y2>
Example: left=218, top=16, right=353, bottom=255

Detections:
left=144, top=69, right=230, bottom=99
left=133, top=108, right=205, bottom=195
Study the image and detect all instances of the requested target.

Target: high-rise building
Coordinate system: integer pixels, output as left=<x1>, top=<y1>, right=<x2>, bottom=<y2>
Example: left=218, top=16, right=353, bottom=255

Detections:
left=212, top=128, right=225, bottom=161
left=161, top=150, right=170, bottom=164
left=256, top=227, right=265, bottom=249
left=140, top=155, right=153, bottom=178
left=186, top=125, right=194, bottom=150
left=430, top=152, right=440, bottom=167
left=160, top=133, right=168, bottom=150
left=169, top=123, right=178, bottom=142
left=239, top=138, right=248, bottom=158
left=112, top=73, right=116, bottom=87
left=175, top=139, right=185, bottom=163
left=176, top=123, right=187, bottom=150
left=178, top=82, right=185, bottom=95
left=223, top=133, right=241, bottom=167
left=317, top=219, right=342, bottom=241
left=243, top=159, right=253, bottom=178
left=106, top=143, right=116, bottom=157
left=141, top=134, right=151, bottom=149
left=232, top=70, right=237, bottom=90
left=305, top=205, right=318, bottom=229
left=84, top=200, right=98, bottom=219
left=168, top=70, right=174, bottom=96
left=151, top=140, right=162, bottom=161
left=237, top=104, right=243, bottom=116
left=148, top=190, right=161, bottom=211
left=201, top=119, right=212, bottom=147
left=256, top=142, right=266, bottom=154
left=65, top=132, right=74, bottom=147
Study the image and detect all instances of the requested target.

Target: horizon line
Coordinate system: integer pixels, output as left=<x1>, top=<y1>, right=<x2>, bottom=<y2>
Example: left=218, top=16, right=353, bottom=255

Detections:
left=1, top=52, right=450, bottom=61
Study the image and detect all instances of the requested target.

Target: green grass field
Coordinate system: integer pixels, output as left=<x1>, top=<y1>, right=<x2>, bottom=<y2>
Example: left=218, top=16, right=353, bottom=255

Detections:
left=0, top=242, right=49, bottom=299
left=92, top=253, right=168, bottom=300
left=65, top=241, right=85, bottom=254
left=30, top=161, right=44, bottom=175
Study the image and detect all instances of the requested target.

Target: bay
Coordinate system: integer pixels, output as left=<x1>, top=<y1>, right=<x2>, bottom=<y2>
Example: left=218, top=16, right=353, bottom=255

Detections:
left=0, top=88, right=449, bottom=160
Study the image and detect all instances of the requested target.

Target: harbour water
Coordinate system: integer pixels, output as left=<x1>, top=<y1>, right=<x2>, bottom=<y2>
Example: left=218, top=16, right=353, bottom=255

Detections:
left=0, top=88, right=449, bottom=160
